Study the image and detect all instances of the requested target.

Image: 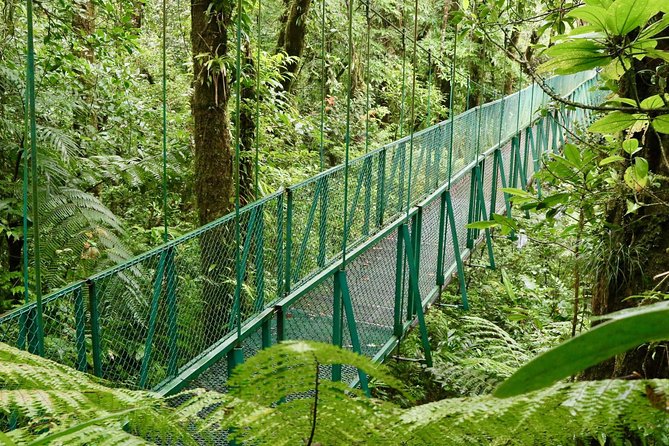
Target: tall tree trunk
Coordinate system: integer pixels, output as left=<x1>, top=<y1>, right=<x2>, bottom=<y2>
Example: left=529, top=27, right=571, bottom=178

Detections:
left=239, top=39, right=257, bottom=204
left=191, top=0, right=235, bottom=345
left=276, top=0, right=313, bottom=92
left=584, top=25, right=669, bottom=380
left=72, top=0, right=97, bottom=131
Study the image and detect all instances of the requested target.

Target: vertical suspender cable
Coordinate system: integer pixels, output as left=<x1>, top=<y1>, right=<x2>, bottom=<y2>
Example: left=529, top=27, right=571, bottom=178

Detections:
left=161, top=0, right=168, bottom=242
left=255, top=0, right=262, bottom=197
left=234, top=0, right=243, bottom=338
left=398, top=31, right=406, bottom=138
left=404, top=0, right=418, bottom=217
left=341, top=0, right=354, bottom=265
left=426, top=50, right=431, bottom=127
left=319, top=0, right=326, bottom=170
left=446, top=25, right=457, bottom=183
left=26, top=0, right=44, bottom=355
left=364, top=1, right=371, bottom=153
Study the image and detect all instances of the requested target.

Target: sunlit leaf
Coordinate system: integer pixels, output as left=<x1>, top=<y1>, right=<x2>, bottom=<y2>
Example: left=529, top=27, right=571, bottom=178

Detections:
left=494, top=302, right=669, bottom=397
left=588, top=111, right=641, bottom=133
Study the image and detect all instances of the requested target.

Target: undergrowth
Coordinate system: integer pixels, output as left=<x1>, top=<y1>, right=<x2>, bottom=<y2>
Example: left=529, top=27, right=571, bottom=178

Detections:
left=383, top=213, right=583, bottom=404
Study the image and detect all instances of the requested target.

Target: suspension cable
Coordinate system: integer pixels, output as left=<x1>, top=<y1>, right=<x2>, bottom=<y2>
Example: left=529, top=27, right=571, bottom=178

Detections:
left=161, top=0, right=168, bottom=242
left=425, top=50, right=432, bottom=128
left=404, top=0, right=419, bottom=219
left=364, top=0, right=371, bottom=153
left=255, top=0, right=262, bottom=198
left=319, top=0, right=326, bottom=170
left=26, top=0, right=44, bottom=355
left=341, top=0, right=354, bottom=265
left=446, top=24, right=458, bottom=184
left=233, top=0, right=243, bottom=338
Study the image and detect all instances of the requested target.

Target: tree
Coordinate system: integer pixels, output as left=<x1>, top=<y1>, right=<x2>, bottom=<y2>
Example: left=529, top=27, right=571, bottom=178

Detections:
left=276, top=0, right=313, bottom=92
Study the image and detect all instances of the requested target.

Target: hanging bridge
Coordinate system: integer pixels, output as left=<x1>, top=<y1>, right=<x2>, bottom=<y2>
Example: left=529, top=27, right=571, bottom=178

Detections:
left=0, top=70, right=604, bottom=395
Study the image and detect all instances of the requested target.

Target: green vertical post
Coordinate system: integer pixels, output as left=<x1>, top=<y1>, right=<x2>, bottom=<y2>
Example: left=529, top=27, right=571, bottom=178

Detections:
left=397, top=142, right=406, bottom=213
left=400, top=225, right=432, bottom=367
left=336, top=271, right=370, bottom=395
left=332, top=272, right=343, bottom=382
left=376, top=148, right=386, bottom=227
left=445, top=191, right=469, bottom=310
left=166, top=247, right=178, bottom=377
left=139, top=251, right=167, bottom=388
left=363, top=157, right=372, bottom=236
left=275, top=304, right=286, bottom=342
left=73, top=286, right=87, bottom=372
left=87, top=279, right=102, bottom=377
left=435, top=191, right=447, bottom=287
left=490, top=148, right=500, bottom=216
left=276, top=191, right=285, bottom=298
left=285, top=188, right=293, bottom=295
left=261, top=318, right=272, bottom=349
left=318, top=176, right=328, bottom=267
left=466, top=170, right=477, bottom=249
left=393, top=226, right=404, bottom=338
left=227, top=346, right=244, bottom=375
left=407, top=207, right=422, bottom=318
left=476, top=166, right=496, bottom=270
left=254, top=207, right=266, bottom=311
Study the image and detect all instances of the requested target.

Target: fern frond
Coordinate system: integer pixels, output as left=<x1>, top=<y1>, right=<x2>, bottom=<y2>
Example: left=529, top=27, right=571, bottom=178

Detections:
left=403, top=379, right=669, bottom=445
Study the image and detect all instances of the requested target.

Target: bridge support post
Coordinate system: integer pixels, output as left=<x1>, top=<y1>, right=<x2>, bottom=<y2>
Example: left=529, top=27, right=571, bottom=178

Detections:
left=474, top=165, right=496, bottom=270
left=166, top=247, right=178, bottom=378
left=87, top=279, right=102, bottom=377
left=333, top=270, right=370, bottom=396
left=318, top=176, right=328, bottom=267
left=376, top=148, right=386, bottom=227
left=445, top=191, right=469, bottom=310
left=407, top=206, right=422, bottom=319
left=227, top=346, right=244, bottom=375
left=436, top=191, right=447, bottom=287
left=400, top=224, right=432, bottom=367
left=393, top=226, right=405, bottom=338
left=139, top=251, right=167, bottom=388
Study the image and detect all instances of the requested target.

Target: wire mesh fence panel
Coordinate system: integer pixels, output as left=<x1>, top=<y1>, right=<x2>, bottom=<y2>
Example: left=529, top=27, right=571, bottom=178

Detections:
left=345, top=230, right=399, bottom=357
left=416, top=197, right=441, bottom=302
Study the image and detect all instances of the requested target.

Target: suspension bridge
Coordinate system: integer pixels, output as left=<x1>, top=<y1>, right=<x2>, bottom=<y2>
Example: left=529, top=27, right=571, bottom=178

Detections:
left=0, top=65, right=603, bottom=395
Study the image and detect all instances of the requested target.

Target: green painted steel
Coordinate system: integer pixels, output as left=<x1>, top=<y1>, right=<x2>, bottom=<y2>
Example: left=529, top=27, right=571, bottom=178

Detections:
left=1, top=72, right=605, bottom=396
left=400, top=224, right=433, bottom=367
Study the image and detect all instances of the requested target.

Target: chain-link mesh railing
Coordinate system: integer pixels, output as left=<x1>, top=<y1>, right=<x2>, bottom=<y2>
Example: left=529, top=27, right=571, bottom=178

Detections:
left=0, top=72, right=602, bottom=393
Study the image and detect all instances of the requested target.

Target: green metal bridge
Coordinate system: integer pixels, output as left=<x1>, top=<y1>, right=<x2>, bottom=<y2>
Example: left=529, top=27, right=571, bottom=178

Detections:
left=0, top=71, right=602, bottom=395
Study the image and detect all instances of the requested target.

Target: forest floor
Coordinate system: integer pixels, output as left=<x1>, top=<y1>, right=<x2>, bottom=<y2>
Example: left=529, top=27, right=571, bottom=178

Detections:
left=378, top=213, right=580, bottom=406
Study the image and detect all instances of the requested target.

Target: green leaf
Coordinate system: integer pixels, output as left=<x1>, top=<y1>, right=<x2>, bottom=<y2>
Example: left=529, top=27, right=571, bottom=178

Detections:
left=622, top=138, right=640, bottom=154
left=638, top=14, right=669, bottom=39
left=605, top=0, right=654, bottom=35
left=566, top=6, right=609, bottom=31
left=538, top=39, right=612, bottom=74
left=603, top=97, right=637, bottom=107
left=563, top=144, right=581, bottom=166
left=588, top=111, right=640, bottom=133
left=501, top=188, right=533, bottom=198
left=599, top=155, right=625, bottom=165
left=494, top=302, right=669, bottom=397
left=652, top=115, right=669, bottom=133
left=501, top=269, right=517, bottom=303
left=466, top=220, right=499, bottom=230
left=634, top=156, right=649, bottom=180
left=625, top=199, right=641, bottom=215
left=640, top=94, right=668, bottom=109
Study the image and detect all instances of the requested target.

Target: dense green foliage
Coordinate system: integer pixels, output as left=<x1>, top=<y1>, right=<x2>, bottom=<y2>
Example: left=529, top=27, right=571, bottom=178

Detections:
left=2, top=340, right=668, bottom=445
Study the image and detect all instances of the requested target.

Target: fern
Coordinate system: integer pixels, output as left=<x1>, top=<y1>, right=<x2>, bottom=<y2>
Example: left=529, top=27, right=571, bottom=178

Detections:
left=430, top=316, right=531, bottom=396
left=403, top=379, right=669, bottom=445
left=2, top=341, right=668, bottom=445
